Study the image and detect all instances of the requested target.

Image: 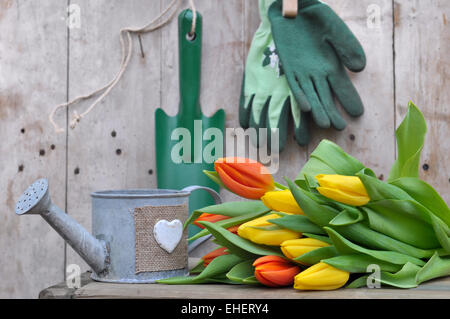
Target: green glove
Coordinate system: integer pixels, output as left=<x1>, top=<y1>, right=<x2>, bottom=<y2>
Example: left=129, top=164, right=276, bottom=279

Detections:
left=268, top=0, right=366, bottom=130
left=240, top=0, right=309, bottom=151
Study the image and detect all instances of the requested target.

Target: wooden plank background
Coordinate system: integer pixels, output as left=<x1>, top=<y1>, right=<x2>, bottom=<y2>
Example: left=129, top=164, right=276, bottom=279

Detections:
left=0, top=0, right=448, bottom=298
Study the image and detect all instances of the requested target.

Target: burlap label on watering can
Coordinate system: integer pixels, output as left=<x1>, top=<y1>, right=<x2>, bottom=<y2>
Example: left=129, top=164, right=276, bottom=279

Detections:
left=134, top=204, right=188, bottom=274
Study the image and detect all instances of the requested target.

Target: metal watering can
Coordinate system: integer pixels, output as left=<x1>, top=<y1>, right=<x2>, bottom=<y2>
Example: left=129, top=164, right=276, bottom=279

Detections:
left=15, top=179, right=221, bottom=283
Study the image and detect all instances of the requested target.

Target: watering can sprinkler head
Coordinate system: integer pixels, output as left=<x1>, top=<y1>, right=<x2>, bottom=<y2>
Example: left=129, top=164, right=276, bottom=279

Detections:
left=15, top=178, right=109, bottom=275
left=15, top=178, right=51, bottom=216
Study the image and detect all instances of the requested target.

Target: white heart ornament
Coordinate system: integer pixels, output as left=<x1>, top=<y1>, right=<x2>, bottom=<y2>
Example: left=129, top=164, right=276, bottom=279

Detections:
left=153, top=219, right=183, bottom=253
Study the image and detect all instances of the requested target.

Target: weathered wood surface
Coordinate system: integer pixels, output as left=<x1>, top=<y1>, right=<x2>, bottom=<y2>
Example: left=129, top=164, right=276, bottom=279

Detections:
left=40, top=271, right=450, bottom=299
left=0, top=0, right=67, bottom=298
left=394, top=0, right=450, bottom=201
left=1, top=0, right=449, bottom=298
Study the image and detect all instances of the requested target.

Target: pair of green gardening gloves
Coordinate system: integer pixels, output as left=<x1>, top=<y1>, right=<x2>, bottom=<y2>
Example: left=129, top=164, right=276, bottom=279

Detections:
left=240, top=0, right=366, bottom=151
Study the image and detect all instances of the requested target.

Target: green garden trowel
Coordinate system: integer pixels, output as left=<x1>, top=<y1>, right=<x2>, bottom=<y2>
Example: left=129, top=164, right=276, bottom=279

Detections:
left=155, top=9, right=225, bottom=239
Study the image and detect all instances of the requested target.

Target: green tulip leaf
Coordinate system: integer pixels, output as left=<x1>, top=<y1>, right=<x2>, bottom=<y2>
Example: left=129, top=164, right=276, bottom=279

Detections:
left=248, top=225, right=284, bottom=231
left=302, top=233, right=332, bottom=245
left=324, top=227, right=426, bottom=266
left=322, top=254, right=402, bottom=273
left=198, top=221, right=284, bottom=259
left=268, top=214, right=326, bottom=235
left=333, top=222, right=434, bottom=259
left=391, top=177, right=450, bottom=227
left=203, top=170, right=227, bottom=189
left=329, top=209, right=364, bottom=226
left=207, top=277, right=243, bottom=285
left=286, top=178, right=339, bottom=227
left=416, top=252, right=450, bottom=284
left=375, top=263, right=422, bottom=289
left=363, top=202, right=440, bottom=249
left=296, top=139, right=366, bottom=182
left=294, top=246, right=338, bottom=265
left=304, top=173, right=320, bottom=189
left=429, top=214, right=450, bottom=253
left=274, top=182, right=288, bottom=190
left=357, top=171, right=413, bottom=202
left=226, top=260, right=257, bottom=284
left=242, top=276, right=260, bottom=285
left=296, top=157, right=336, bottom=183
left=157, top=254, right=242, bottom=285
left=346, top=275, right=369, bottom=289
left=346, top=262, right=421, bottom=289
left=388, top=102, right=427, bottom=182
left=189, top=259, right=206, bottom=274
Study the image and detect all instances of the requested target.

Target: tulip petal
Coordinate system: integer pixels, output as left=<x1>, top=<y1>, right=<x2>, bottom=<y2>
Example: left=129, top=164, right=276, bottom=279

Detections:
left=261, top=190, right=304, bottom=215
left=215, top=157, right=274, bottom=189
left=202, top=247, right=229, bottom=266
left=253, top=255, right=288, bottom=267
left=227, top=225, right=240, bottom=234
left=316, top=174, right=369, bottom=197
left=238, top=214, right=302, bottom=246
left=216, top=166, right=268, bottom=199
left=259, top=266, right=300, bottom=286
left=194, top=213, right=231, bottom=229
left=317, top=186, right=370, bottom=206
left=281, top=238, right=330, bottom=260
left=294, top=262, right=349, bottom=290
left=255, top=270, right=279, bottom=287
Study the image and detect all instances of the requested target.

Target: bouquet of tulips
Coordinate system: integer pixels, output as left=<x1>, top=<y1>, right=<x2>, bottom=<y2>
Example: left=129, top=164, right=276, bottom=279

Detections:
left=158, top=102, right=450, bottom=290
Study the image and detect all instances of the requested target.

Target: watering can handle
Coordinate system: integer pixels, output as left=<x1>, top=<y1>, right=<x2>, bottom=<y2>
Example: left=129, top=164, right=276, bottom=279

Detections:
left=182, top=185, right=222, bottom=205
left=183, top=185, right=222, bottom=254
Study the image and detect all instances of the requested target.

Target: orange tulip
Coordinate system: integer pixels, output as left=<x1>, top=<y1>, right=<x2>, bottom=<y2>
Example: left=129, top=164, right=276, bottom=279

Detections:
left=226, top=225, right=240, bottom=235
left=201, top=247, right=229, bottom=267
left=193, top=213, right=230, bottom=229
left=214, top=157, right=275, bottom=199
left=253, top=255, right=301, bottom=287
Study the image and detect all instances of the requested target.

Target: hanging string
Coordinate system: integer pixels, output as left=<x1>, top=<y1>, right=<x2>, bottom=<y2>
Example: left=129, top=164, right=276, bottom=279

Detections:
left=49, top=0, right=197, bottom=133
left=189, top=0, right=197, bottom=36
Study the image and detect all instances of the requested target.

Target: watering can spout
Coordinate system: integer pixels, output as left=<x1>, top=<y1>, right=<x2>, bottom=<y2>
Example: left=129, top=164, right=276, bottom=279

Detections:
left=15, top=179, right=109, bottom=275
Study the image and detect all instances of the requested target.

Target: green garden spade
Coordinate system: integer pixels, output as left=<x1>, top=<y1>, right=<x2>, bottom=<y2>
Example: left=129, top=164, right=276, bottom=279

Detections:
left=155, top=9, right=225, bottom=239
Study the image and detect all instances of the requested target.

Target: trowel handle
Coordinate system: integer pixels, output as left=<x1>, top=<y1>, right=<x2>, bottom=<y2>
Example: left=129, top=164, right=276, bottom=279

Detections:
left=178, top=9, right=202, bottom=120
left=182, top=185, right=222, bottom=205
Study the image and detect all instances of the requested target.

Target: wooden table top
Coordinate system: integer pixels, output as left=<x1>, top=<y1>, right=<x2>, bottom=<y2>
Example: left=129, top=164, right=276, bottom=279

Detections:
left=39, top=271, right=450, bottom=299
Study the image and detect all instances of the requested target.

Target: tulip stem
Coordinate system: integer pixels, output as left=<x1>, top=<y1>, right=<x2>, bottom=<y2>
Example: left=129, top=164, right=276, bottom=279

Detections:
left=274, top=182, right=288, bottom=190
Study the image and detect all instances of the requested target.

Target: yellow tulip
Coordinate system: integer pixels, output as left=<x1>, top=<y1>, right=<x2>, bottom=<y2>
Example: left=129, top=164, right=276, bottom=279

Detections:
left=261, top=190, right=304, bottom=215
left=294, top=262, right=350, bottom=291
left=281, top=238, right=330, bottom=261
left=238, top=214, right=301, bottom=246
left=315, top=174, right=370, bottom=206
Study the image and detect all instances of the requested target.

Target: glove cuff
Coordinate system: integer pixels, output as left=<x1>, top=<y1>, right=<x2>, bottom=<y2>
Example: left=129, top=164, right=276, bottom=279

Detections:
left=259, top=0, right=277, bottom=28
left=298, top=0, right=321, bottom=9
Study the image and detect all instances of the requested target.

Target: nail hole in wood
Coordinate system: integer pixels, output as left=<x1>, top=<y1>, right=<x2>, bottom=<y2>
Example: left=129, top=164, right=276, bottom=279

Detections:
left=39, top=149, right=45, bottom=156
left=422, top=163, right=429, bottom=171
left=111, top=130, right=117, bottom=138
left=20, top=128, right=25, bottom=134
left=18, top=164, right=24, bottom=172
left=116, top=149, right=122, bottom=156
left=349, top=134, right=355, bottom=141
left=148, top=169, right=153, bottom=175
left=74, top=167, right=80, bottom=175
left=378, top=174, right=384, bottom=180
left=50, top=144, right=56, bottom=150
